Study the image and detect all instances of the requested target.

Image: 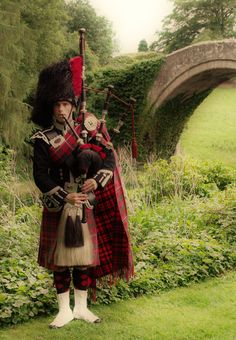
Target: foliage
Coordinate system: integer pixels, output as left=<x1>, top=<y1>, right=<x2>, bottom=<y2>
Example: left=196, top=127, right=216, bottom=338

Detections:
left=0, top=216, right=56, bottom=325
left=104, top=52, right=161, bottom=69
left=0, top=1, right=32, bottom=154
left=66, top=0, right=115, bottom=65
left=0, top=149, right=55, bottom=326
left=88, top=56, right=214, bottom=160
left=132, top=156, right=236, bottom=204
left=21, top=0, right=69, bottom=72
left=96, top=156, right=236, bottom=302
left=0, top=0, right=69, bottom=154
left=1, top=150, right=236, bottom=326
left=0, top=0, right=116, bottom=155
left=145, top=90, right=212, bottom=159
left=151, top=0, right=236, bottom=53
left=138, top=39, right=148, bottom=52
left=126, top=186, right=236, bottom=294
left=89, top=56, right=164, bottom=157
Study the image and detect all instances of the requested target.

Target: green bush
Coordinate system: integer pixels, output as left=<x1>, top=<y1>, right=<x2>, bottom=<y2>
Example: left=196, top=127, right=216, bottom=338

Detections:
left=0, top=258, right=55, bottom=325
left=1, top=153, right=236, bottom=326
left=106, top=52, right=162, bottom=69
left=127, top=157, right=236, bottom=207
left=96, top=158, right=236, bottom=305
left=0, top=206, right=57, bottom=326
left=96, top=187, right=236, bottom=302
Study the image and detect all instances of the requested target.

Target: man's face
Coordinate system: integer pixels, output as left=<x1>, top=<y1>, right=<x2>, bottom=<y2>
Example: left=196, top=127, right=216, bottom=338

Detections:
left=53, top=100, right=74, bottom=123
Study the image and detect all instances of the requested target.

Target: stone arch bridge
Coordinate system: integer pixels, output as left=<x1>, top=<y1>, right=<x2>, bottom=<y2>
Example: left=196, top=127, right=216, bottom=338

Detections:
left=148, top=40, right=236, bottom=111
left=144, top=40, right=236, bottom=158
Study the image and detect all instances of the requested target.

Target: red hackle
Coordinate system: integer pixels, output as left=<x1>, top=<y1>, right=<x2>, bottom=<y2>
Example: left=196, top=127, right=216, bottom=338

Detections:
left=70, top=56, right=83, bottom=97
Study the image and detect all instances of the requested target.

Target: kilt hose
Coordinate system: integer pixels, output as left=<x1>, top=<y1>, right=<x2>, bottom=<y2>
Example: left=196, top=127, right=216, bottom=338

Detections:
left=53, top=268, right=95, bottom=294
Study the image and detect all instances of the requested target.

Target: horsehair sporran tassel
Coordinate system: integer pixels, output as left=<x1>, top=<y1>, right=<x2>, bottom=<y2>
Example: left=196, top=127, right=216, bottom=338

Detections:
left=64, top=208, right=84, bottom=248
left=54, top=203, right=95, bottom=267
left=75, top=213, right=84, bottom=245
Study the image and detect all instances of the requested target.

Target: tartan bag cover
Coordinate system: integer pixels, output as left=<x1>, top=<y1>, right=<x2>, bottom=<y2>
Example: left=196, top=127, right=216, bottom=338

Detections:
left=38, top=114, right=134, bottom=281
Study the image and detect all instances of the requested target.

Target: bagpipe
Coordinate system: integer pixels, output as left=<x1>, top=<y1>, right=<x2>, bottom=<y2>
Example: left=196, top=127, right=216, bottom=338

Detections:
left=64, top=28, right=137, bottom=160
left=55, top=29, right=137, bottom=254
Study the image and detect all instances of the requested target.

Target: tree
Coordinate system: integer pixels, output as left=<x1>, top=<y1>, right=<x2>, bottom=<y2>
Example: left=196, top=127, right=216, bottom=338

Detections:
left=21, top=0, right=69, bottom=73
left=0, top=0, right=116, bottom=152
left=151, top=0, right=236, bottom=53
left=138, top=39, right=148, bottom=52
left=66, top=0, right=115, bottom=64
left=0, top=0, right=68, bottom=152
left=0, top=0, right=33, bottom=150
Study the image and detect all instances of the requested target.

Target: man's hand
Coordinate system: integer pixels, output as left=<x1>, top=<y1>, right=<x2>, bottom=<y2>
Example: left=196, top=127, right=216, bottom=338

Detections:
left=65, top=192, right=88, bottom=206
left=82, top=179, right=98, bottom=193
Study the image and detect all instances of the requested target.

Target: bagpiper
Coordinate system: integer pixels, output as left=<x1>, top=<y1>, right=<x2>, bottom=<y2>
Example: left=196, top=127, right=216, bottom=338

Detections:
left=31, top=30, right=133, bottom=328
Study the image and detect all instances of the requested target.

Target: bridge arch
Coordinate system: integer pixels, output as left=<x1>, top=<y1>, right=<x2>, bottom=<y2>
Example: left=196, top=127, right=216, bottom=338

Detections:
left=148, top=40, right=236, bottom=111
left=144, top=40, right=236, bottom=158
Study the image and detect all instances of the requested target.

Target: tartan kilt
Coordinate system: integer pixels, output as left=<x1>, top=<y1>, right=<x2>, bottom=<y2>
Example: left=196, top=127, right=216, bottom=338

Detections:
left=38, top=206, right=98, bottom=271
left=38, top=168, right=133, bottom=280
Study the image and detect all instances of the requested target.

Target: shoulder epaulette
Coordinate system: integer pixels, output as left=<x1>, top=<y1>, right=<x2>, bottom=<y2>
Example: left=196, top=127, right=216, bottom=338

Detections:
left=30, top=126, right=55, bottom=145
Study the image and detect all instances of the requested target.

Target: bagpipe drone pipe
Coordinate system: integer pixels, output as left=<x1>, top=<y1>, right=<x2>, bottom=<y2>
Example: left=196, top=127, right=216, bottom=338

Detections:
left=62, top=28, right=137, bottom=249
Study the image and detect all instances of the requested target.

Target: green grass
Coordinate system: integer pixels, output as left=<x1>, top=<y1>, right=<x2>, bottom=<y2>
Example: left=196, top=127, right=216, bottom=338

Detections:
left=1, top=272, right=236, bottom=339
left=180, top=87, right=236, bottom=168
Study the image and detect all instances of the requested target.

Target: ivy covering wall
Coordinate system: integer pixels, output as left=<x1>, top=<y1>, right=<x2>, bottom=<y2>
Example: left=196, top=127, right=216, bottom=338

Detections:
left=89, top=55, right=211, bottom=160
left=150, top=90, right=212, bottom=159
left=88, top=56, right=164, bottom=158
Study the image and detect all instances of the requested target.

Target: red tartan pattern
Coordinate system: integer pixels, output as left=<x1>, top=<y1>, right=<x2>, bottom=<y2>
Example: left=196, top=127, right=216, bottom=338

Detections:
left=79, top=143, right=106, bottom=160
left=49, top=125, right=81, bottom=164
left=38, top=173, right=133, bottom=278
left=38, top=209, right=60, bottom=270
left=38, top=207, right=98, bottom=271
left=38, top=113, right=134, bottom=280
left=92, top=174, right=132, bottom=278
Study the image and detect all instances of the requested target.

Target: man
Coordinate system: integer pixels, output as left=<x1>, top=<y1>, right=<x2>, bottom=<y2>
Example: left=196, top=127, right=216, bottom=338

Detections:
left=31, top=57, right=133, bottom=328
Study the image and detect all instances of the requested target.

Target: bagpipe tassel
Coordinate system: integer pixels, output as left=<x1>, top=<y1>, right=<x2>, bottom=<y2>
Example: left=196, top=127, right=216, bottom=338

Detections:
left=131, top=137, right=138, bottom=159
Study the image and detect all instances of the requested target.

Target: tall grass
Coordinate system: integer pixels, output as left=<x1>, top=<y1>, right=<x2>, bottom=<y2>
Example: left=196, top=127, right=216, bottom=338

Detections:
left=118, top=147, right=236, bottom=212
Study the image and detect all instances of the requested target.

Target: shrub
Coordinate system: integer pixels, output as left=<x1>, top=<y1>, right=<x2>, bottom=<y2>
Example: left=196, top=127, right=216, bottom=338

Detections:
left=0, top=205, right=57, bottom=326
left=1, top=152, right=236, bottom=326
left=126, top=156, right=236, bottom=209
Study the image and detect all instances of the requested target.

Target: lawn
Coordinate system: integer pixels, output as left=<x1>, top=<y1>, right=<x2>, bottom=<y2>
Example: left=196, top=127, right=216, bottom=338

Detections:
left=1, top=271, right=236, bottom=340
left=180, top=86, right=236, bottom=168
